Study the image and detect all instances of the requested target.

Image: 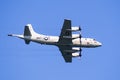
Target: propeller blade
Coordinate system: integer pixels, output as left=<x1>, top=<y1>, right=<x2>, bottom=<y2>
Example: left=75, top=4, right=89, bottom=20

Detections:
left=79, top=48, right=82, bottom=57
left=79, top=25, right=82, bottom=31
left=79, top=25, right=82, bottom=38
left=79, top=26, right=82, bottom=57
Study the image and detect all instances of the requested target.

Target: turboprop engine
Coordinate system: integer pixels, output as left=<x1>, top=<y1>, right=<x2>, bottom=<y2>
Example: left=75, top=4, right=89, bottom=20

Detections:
left=64, top=47, right=80, bottom=53
left=71, top=27, right=80, bottom=31
left=72, top=34, right=80, bottom=39
left=63, top=34, right=80, bottom=39
left=66, top=26, right=80, bottom=31
left=72, top=52, right=80, bottom=57
left=72, top=47, right=80, bottom=57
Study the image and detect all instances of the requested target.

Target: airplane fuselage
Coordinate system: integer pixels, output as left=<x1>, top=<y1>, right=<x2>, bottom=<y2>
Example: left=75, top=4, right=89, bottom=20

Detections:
left=15, top=33, right=101, bottom=48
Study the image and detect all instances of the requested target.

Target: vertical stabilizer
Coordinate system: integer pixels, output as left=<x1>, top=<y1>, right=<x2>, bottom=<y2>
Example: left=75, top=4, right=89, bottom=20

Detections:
left=24, top=24, right=36, bottom=36
left=24, top=24, right=36, bottom=44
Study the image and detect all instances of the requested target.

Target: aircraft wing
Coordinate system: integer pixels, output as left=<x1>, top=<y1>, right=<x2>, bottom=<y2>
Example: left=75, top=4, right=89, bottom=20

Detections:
left=58, top=19, right=72, bottom=62
left=59, top=19, right=72, bottom=44
left=58, top=45, right=72, bottom=62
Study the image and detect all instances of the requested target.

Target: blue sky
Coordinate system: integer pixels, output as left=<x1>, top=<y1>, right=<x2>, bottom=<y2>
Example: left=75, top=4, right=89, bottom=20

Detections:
left=0, top=0, right=120, bottom=80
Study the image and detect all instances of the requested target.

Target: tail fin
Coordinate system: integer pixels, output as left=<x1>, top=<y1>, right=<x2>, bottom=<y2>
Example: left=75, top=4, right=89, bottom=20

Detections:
left=24, top=24, right=36, bottom=36
left=24, top=24, right=36, bottom=44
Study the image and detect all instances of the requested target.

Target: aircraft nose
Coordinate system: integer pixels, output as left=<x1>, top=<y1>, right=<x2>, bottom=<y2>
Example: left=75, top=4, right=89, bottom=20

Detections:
left=98, top=42, right=102, bottom=46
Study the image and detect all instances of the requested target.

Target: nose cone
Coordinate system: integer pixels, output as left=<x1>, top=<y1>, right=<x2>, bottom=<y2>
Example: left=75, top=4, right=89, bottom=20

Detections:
left=98, top=42, right=102, bottom=46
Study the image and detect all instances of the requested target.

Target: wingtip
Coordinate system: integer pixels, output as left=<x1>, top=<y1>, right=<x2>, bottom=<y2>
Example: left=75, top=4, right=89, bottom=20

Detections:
left=64, top=19, right=71, bottom=21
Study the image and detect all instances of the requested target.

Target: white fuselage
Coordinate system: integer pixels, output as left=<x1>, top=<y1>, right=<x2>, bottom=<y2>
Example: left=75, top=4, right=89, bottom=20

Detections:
left=17, top=33, right=102, bottom=48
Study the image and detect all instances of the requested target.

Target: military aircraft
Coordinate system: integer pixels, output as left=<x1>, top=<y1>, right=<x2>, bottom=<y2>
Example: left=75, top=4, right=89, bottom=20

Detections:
left=8, top=19, right=102, bottom=62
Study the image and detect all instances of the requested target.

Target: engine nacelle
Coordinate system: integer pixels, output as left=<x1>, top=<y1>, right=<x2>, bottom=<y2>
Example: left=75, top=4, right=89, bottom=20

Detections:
left=63, top=34, right=80, bottom=39
left=71, top=27, right=80, bottom=31
left=66, top=26, right=80, bottom=31
left=72, top=47, right=80, bottom=51
left=72, top=52, right=80, bottom=57
left=72, top=34, right=80, bottom=39
left=64, top=47, right=80, bottom=53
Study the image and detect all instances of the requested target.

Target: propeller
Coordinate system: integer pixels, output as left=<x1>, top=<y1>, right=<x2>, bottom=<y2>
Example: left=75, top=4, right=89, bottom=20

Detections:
left=79, top=48, right=82, bottom=57
left=79, top=25, right=82, bottom=57
left=79, top=26, right=82, bottom=31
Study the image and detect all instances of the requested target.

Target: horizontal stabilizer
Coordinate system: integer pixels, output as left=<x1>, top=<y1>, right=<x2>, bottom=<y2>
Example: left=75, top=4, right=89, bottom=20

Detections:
left=24, top=40, right=30, bottom=44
